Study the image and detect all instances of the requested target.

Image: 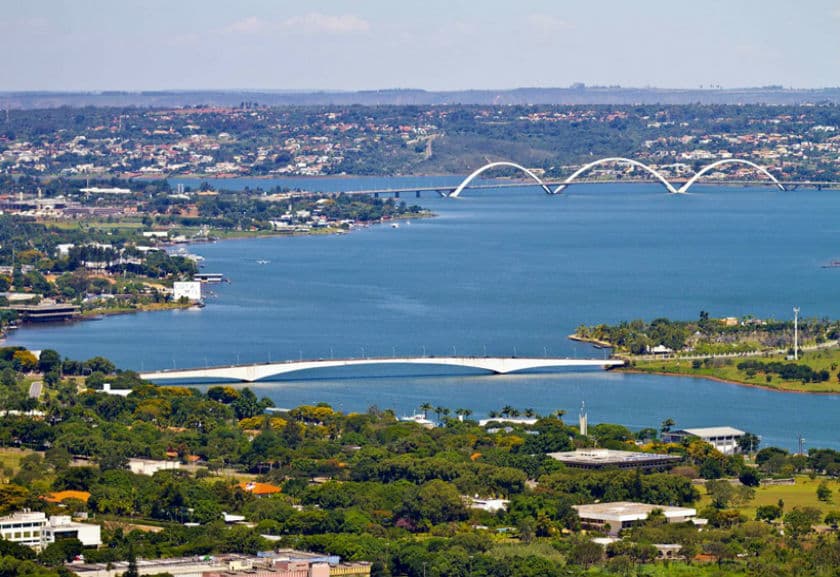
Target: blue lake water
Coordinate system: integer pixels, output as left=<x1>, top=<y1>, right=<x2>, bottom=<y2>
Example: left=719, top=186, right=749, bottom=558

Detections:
left=8, top=179, right=840, bottom=450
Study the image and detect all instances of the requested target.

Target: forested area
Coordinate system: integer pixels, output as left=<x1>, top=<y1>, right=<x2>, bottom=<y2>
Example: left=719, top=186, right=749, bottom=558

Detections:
left=0, top=346, right=840, bottom=575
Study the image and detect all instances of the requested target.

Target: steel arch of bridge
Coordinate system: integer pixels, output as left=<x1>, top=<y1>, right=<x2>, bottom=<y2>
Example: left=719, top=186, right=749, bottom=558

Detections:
left=446, top=158, right=785, bottom=197
left=677, top=158, right=785, bottom=193
left=448, top=161, right=552, bottom=198
left=552, top=156, right=678, bottom=194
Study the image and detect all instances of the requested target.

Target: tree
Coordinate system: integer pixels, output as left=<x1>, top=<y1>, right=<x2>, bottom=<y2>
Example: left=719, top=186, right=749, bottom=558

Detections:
left=39, top=538, right=83, bottom=565
left=419, top=403, right=432, bottom=419
left=37, top=349, right=61, bottom=374
left=739, top=468, right=761, bottom=487
left=705, top=479, right=734, bottom=509
left=0, top=483, right=29, bottom=515
left=660, top=418, right=675, bottom=433
left=567, top=541, right=603, bottom=568
left=84, top=356, right=115, bottom=375
left=756, top=504, right=782, bottom=523
left=738, top=432, right=761, bottom=454
left=784, top=506, right=822, bottom=541
left=12, top=350, right=37, bottom=372
left=124, top=545, right=139, bottom=577
left=817, top=480, right=833, bottom=503
left=401, top=480, right=467, bottom=526
left=825, top=510, right=840, bottom=529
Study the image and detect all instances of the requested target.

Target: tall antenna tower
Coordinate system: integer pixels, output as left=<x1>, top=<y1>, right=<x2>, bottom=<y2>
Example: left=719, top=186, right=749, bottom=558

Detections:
left=793, top=306, right=800, bottom=360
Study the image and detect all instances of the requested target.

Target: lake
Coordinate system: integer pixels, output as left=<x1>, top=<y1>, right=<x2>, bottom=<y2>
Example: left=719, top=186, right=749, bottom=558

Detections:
left=7, top=178, right=840, bottom=450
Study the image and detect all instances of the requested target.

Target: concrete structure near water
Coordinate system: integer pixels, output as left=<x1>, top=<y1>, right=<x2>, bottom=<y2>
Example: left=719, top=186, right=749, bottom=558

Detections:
left=173, top=281, right=202, bottom=302
left=10, top=302, right=79, bottom=322
left=661, top=426, right=746, bottom=455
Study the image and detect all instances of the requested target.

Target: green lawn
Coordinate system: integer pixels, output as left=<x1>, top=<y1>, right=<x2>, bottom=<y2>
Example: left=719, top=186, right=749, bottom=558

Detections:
left=629, top=347, right=840, bottom=393
left=698, top=476, right=840, bottom=520
left=0, top=447, right=37, bottom=478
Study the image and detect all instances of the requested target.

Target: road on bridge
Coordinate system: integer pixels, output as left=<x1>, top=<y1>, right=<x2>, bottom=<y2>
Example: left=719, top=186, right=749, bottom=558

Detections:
left=140, top=356, right=626, bottom=383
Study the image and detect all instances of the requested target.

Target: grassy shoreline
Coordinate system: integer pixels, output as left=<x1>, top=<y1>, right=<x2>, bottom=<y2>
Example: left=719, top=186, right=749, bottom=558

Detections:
left=573, top=329, right=840, bottom=394
left=80, top=301, right=197, bottom=319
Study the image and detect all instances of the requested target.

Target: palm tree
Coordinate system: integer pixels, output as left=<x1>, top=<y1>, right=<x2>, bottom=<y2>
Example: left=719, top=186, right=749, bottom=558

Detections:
left=553, top=409, right=566, bottom=419
left=488, top=410, right=499, bottom=418
left=509, top=408, right=521, bottom=417
left=434, top=406, right=446, bottom=422
left=500, top=405, right=514, bottom=418
left=419, top=402, right=432, bottom=419
left=524, top=408, right=536, bottom=418
left=661, top=418, right=676, bottom=433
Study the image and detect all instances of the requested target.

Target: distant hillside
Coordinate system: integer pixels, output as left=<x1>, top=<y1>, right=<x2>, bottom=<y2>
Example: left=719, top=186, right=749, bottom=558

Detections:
left=1, top=86, right=839, bottom=109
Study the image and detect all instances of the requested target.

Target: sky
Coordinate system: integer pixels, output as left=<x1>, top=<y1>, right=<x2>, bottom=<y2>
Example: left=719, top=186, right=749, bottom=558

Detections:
left=2, top=0, right=838, bottom=91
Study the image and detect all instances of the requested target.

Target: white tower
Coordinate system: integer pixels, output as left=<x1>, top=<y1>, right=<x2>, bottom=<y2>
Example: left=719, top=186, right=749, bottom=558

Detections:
left=793, top=306, right=800, bottom=360
left=579, top=401, right=588, bottom=436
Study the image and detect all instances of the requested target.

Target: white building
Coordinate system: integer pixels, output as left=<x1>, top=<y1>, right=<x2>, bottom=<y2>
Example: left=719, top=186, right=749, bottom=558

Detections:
left=128, top=458, right=181, bottom=476
left=661, top=426, right=746, bottom=455
left=468, top=498, right=510, bottom=513
left=56, top=243, right=75, bottom=256
left=0, top=511, right=101, bottom=550
left=80, top=186, right=132, bottom=195
left=173, top=281, right=202, bottom=302
left=99, top=383, right=132, bottom=397
left=573, top=502, right=697, bottom=536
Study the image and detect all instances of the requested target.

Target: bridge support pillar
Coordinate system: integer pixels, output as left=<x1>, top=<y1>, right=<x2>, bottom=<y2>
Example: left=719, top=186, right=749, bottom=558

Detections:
left=394, top=192, right=400, bottom=198
left=416, top=191, right=421, bottom=198
left=374, top=192, right=379, bottom=199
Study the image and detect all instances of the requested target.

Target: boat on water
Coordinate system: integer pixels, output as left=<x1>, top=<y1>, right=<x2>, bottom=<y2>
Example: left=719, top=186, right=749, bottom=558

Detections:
left=257, top=259, right=270, bottom=265
left=391, top=223, right=400, bottom=229
left=822, top=260, right=840, bottom=268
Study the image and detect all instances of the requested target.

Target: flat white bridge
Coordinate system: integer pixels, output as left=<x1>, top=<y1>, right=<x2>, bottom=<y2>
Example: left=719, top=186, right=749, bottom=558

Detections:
left=140, top=356, right=625, bottom=383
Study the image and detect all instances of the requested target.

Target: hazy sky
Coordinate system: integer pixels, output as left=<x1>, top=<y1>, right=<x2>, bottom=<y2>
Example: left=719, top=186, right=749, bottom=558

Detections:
left=3, top=0, right=838, bottom=91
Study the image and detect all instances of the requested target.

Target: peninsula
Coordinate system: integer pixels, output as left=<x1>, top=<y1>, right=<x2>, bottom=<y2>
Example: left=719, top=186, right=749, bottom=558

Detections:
left=573, top=313, right=840, bottom=393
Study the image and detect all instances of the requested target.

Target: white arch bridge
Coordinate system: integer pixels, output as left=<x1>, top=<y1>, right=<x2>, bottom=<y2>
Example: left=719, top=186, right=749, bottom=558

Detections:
left=140, top=356, right=625, bottom=383
left=442, top=157, right=786, bottom=197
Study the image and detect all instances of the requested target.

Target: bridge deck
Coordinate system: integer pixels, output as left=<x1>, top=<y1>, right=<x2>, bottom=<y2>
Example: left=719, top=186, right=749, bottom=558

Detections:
left=140, top=356, right=625, bottom=383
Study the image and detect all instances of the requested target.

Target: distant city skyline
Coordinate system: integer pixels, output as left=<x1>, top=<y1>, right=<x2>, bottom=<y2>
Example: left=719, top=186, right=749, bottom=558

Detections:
left=3, top=0, right=838, bottom=92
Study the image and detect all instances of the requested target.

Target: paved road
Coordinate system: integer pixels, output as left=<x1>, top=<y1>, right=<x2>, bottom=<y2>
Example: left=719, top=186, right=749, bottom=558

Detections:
left=28, top=381, right=42, bottom=399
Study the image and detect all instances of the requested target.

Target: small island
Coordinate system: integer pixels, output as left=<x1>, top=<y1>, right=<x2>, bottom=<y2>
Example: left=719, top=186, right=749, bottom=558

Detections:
left=573, top=312, right=840, bottom=393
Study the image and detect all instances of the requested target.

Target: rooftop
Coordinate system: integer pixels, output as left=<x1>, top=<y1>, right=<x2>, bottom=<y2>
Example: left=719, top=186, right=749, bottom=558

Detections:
left=676, top=426, right=745, bottom=438
left=573, top=502, right=697, bottom=522
left=43, top=490, right=90, bottom=504
left=238, top=481, right=281, bottom=496
left=547, top=448, right=681, bottom=468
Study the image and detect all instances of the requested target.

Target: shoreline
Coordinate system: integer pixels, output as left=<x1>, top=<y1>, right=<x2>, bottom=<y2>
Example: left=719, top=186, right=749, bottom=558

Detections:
left=180, top=210, right=433, bottom=244
left=80, top=301, right=197, bottom=319
left=568, top=334, right=613, bottom=348
left=3, top=210, right=434, bottom=340
left=617, top=367, right=840, bottom=396
left=573, top=332, right=840, bottom=395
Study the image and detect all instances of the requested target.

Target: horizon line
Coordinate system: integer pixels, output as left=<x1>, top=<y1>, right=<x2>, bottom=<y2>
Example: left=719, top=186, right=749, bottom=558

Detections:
left=1, top=85, right=840, bottom=95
